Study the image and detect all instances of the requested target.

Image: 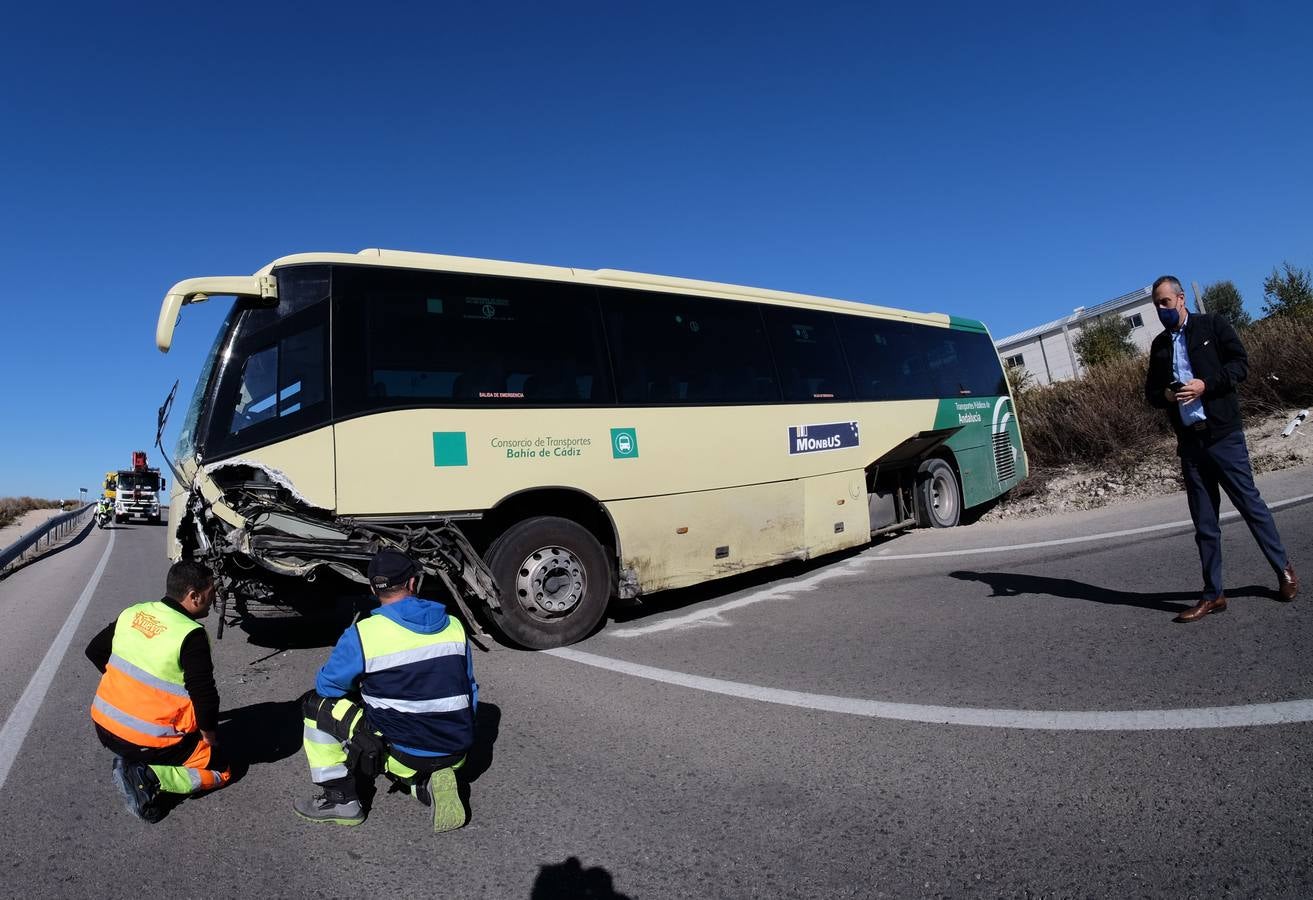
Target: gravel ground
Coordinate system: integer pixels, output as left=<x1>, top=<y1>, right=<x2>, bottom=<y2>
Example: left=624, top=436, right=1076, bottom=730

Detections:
left=986, top=407, right=1312, bottom=520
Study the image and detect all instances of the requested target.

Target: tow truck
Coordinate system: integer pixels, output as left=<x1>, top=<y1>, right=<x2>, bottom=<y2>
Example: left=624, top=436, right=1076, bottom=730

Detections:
left=113, top=451, right=166, bottom=524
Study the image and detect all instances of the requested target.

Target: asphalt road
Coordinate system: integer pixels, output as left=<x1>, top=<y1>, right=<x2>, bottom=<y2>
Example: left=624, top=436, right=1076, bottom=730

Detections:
left=2, top=467, right=1312, bottom=899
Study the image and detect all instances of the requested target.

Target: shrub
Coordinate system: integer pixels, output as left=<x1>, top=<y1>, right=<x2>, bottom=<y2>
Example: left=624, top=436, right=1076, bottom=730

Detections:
left=1014, top=313, right=1312, bottom=470
left=1262, top=262, right=1313, bottom=319
left=1072, top=314, right=1137, bottom=369
left=0, top=497, right=72, bottom=532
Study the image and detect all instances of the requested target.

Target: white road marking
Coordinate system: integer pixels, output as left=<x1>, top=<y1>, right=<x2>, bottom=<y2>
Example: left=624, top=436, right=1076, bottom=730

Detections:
left=0, top=530, right=115, bottom=792
left=872, top=492, right=1313, bottom=561
left=546, top=646, right=1313, bottom=731
left=610, top=491, right=1313, bottom=637
left=612, top=557, right=870, bottom=636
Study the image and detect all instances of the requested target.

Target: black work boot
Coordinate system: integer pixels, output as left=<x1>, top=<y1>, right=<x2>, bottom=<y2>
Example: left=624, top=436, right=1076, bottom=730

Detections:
left=111, top=757, right=164, bottom=823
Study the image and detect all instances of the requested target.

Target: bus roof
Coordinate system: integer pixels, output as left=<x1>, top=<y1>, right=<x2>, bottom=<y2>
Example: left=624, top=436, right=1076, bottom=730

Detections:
left=254, top=248, right=987, bottom=332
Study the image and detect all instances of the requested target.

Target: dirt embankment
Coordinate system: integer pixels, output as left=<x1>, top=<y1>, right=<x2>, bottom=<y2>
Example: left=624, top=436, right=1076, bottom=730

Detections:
left=985, top=409, right=1312, bottom=521
left=0, top=508, right=67, bottom=549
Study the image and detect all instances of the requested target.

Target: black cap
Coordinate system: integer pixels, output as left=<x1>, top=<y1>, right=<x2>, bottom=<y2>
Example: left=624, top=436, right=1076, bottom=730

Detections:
left=368, top=550, right=419, bottom=592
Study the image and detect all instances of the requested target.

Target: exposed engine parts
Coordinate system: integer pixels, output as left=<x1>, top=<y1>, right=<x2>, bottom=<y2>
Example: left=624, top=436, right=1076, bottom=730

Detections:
left=177, top=462, right=500, bottom=647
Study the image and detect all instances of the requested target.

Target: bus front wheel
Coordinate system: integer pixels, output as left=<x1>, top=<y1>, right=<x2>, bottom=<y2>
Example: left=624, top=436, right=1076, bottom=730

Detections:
left=915, top=458, right=961, bottom=528
left=485, top=516, right=611, bottom=649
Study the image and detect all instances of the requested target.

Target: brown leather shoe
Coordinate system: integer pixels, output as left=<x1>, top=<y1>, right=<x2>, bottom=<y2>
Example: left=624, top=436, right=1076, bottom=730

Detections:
left=1175, top=595, right=1227, bottom=623
left=1278, top=564, right=1299, bottom=602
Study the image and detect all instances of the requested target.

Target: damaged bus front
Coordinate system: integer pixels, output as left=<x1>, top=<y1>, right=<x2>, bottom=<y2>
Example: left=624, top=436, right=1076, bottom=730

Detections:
left=155, top=264, right=498, bottom=640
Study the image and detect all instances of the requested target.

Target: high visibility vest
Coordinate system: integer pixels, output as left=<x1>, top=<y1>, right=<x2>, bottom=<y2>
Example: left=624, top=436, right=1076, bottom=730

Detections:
left=90, top=601, right=202, bottom=748
left=356, top=611, right=474, bottom=756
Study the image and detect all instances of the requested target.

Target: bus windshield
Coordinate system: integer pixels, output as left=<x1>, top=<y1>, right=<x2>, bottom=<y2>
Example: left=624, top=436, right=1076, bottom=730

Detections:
left=176, top=304, right=239, bottom=463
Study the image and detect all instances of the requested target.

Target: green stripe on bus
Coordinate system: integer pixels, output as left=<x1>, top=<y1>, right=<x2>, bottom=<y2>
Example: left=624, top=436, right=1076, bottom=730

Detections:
left=948, top=315, right=986, bottom=331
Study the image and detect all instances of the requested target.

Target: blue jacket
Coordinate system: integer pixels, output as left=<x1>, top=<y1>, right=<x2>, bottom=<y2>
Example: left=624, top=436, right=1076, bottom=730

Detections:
left=316, top=596, right=477, bottom=756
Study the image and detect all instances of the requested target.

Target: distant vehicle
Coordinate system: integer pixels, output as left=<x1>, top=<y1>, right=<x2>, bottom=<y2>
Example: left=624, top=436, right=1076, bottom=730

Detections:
left=154, top=249, right=1026, bottom=648
left=112, top=451, right=164, bottom=524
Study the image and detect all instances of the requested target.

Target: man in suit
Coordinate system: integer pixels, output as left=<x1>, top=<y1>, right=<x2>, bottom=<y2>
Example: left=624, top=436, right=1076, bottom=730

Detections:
left=1144, top=275, right=1298, bottom=622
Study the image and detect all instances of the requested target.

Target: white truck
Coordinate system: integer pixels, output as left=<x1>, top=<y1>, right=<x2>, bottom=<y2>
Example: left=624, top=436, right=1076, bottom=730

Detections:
left=114, top=451, right=165, bottom=524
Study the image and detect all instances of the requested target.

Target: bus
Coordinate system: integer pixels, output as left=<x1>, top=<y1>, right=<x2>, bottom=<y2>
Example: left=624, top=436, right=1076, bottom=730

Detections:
left=155, top=249, right=1026, bottom=649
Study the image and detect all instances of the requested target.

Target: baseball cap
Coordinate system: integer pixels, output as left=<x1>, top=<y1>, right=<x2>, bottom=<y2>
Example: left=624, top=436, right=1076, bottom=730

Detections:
left=368, top=550, right=419, bottom=591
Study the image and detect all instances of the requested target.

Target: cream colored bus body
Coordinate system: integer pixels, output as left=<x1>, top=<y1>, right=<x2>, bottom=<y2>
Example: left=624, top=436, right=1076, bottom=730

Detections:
left=160, top=249, right=1024, bottom=615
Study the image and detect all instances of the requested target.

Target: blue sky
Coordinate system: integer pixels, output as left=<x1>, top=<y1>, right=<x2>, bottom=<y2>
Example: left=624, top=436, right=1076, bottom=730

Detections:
left=1, top=1, right=1310, bottom=497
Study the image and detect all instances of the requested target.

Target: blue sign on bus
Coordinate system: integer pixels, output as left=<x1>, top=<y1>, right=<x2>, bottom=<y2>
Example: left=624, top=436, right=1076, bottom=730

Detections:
left=787, top=421, right=860, bottom=455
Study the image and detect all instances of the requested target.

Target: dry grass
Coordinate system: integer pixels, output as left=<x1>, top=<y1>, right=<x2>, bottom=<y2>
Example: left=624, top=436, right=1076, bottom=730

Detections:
left=1015, top=315, right=1313, bottom=470
left=0, top=496, right=79, bottom=532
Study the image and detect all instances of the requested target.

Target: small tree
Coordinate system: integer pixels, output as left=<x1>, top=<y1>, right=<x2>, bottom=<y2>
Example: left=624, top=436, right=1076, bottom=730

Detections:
left=1200, top=280, right=1252, bottom=329
left=1262, top=261, right=1313, bottom=318
left=1003, top=360, right=1036, bottom=399
left=1073, top=314, right=1136, bottom=369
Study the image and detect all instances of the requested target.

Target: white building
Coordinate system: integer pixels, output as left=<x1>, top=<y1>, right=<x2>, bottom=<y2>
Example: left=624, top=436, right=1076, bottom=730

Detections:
left=993, top=286, right=1161, bottom=386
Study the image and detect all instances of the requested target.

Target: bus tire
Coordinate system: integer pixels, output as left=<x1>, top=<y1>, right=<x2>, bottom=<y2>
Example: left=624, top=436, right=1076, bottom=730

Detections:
left=485, top=516, right=610, bottom=649
left=914, top=458, right=961, bottom=528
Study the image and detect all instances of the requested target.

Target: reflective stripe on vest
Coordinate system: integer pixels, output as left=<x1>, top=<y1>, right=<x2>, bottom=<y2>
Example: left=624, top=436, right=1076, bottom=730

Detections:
left=355, top=611, right=473, bottom=755
left=90, top=601, right=202, bottom=748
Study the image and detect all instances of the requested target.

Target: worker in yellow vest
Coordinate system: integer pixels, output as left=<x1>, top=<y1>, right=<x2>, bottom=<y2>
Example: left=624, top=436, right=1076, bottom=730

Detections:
left=86, top=561, right=231, bottom=822
left=295, top=550, right=477, bottom=832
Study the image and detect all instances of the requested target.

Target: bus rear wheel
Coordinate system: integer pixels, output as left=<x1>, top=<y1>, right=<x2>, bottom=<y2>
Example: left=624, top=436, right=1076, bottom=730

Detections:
left=485, top=516, right=610, bottom=649
left=915, top=458, right=961, bottom=528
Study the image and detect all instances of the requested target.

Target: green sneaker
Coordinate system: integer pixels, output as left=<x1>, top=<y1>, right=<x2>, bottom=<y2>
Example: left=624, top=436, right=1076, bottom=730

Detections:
left=293, top=788, right=364, bottom=826
left=428, top=767, right=466, bottom=833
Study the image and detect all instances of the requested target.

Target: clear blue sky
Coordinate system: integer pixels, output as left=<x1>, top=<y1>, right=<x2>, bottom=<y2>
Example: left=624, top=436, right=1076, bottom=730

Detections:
left=2, top=2, right=1310, bottom=498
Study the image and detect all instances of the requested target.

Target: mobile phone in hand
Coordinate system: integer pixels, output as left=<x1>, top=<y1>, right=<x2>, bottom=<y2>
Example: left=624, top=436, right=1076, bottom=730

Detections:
left=1169, top=380, right=1185, bottom=392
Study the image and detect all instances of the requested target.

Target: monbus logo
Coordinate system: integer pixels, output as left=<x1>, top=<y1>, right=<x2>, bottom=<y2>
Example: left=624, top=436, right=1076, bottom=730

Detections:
left=130, top=611, right=166, bottom=638
left=787, top=421, right=860, bottom=455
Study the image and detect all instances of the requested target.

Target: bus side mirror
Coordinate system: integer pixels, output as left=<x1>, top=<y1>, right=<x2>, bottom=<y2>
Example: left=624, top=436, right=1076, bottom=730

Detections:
left=161, top=478, right=167, bottom=491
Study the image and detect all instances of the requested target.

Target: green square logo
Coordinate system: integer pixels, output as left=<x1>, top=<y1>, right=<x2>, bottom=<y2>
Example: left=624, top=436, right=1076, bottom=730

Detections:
left=610, top=427, right=639, bottom=459
left=432, top=432, right=468, bottom=467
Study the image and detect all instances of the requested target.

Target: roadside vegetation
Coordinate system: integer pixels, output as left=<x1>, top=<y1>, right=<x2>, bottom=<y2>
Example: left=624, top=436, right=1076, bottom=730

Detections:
left=1000, top=269, right=1312, bottom=515
left=1014, top=313, right=1312, bottom=471
left=0, top=497, right=82, bottom=532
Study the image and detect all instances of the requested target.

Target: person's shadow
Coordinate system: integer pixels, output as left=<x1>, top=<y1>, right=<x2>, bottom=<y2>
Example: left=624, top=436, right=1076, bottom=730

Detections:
left=530, top=857, right=631, bottom=900
left=950, top=570, right=1272, bottom=615
left=456, top=702, right=501, bottom=819
left=216, top=697, right=304, bottom=780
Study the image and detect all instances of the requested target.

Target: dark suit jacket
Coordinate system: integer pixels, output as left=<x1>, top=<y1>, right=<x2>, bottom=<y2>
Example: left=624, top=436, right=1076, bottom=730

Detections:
left=1144, top=312, right=1248, bottom=450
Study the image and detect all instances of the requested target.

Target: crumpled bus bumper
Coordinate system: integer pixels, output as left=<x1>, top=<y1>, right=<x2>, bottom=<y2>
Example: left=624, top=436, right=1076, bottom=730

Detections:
left=171, top=456, right=499, bottom=634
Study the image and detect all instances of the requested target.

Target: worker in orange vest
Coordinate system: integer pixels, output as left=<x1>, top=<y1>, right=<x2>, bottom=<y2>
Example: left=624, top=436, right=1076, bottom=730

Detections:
left=86, top=560, right=232, bottom=822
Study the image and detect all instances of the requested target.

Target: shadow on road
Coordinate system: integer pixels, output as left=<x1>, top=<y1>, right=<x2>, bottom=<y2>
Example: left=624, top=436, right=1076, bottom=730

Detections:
left=606, top=544, right=871, bottom=627
left=1, top=516, right=99, bottom=579
left=530, top=857, right=632, bottom=899
left=217, top=698, right=303, bottom=777
left=950, top=570, right=1276, bottom=614
left=239, top=611, right=357, bottom=651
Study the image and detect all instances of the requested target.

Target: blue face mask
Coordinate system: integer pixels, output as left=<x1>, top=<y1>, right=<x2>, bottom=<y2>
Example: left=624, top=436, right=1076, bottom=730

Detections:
left=1157, top=306, right=1180, bottom=329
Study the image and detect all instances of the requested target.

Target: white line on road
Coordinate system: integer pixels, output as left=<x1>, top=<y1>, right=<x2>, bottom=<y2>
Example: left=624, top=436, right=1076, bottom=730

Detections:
left=0, top=530, right=114, bottom=792
left=609, top=491, right=1313, bottom=637
left=546, top=646, right=1313, bottom=731
left=871, top=492, right=1313, bottom=561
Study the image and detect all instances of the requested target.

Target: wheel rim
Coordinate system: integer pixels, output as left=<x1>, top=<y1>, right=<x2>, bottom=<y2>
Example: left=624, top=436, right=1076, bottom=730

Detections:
left=930, top=472, right=957, bottom=522
left=515, top=545, right=587, bottom=619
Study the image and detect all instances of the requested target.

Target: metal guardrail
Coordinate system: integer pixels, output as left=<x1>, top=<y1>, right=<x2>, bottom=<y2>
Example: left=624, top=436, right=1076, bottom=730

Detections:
left=0, top=504, right=96, bottom=576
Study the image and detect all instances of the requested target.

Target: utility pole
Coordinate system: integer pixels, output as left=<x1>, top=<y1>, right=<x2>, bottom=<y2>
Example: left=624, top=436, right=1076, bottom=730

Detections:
left=1192, top=280, right=1206, bottom=313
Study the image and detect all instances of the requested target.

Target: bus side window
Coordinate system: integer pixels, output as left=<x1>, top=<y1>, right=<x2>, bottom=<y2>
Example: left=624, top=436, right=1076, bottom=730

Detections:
left=761, top=307, right=854, bottom=402
left=226, top=323, right=327, bottom=436
left=229, top=344, right=279, bottom=434
left=602, top=289, right=779, bottom=405
left=334, top=267, right=612, bottom=411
